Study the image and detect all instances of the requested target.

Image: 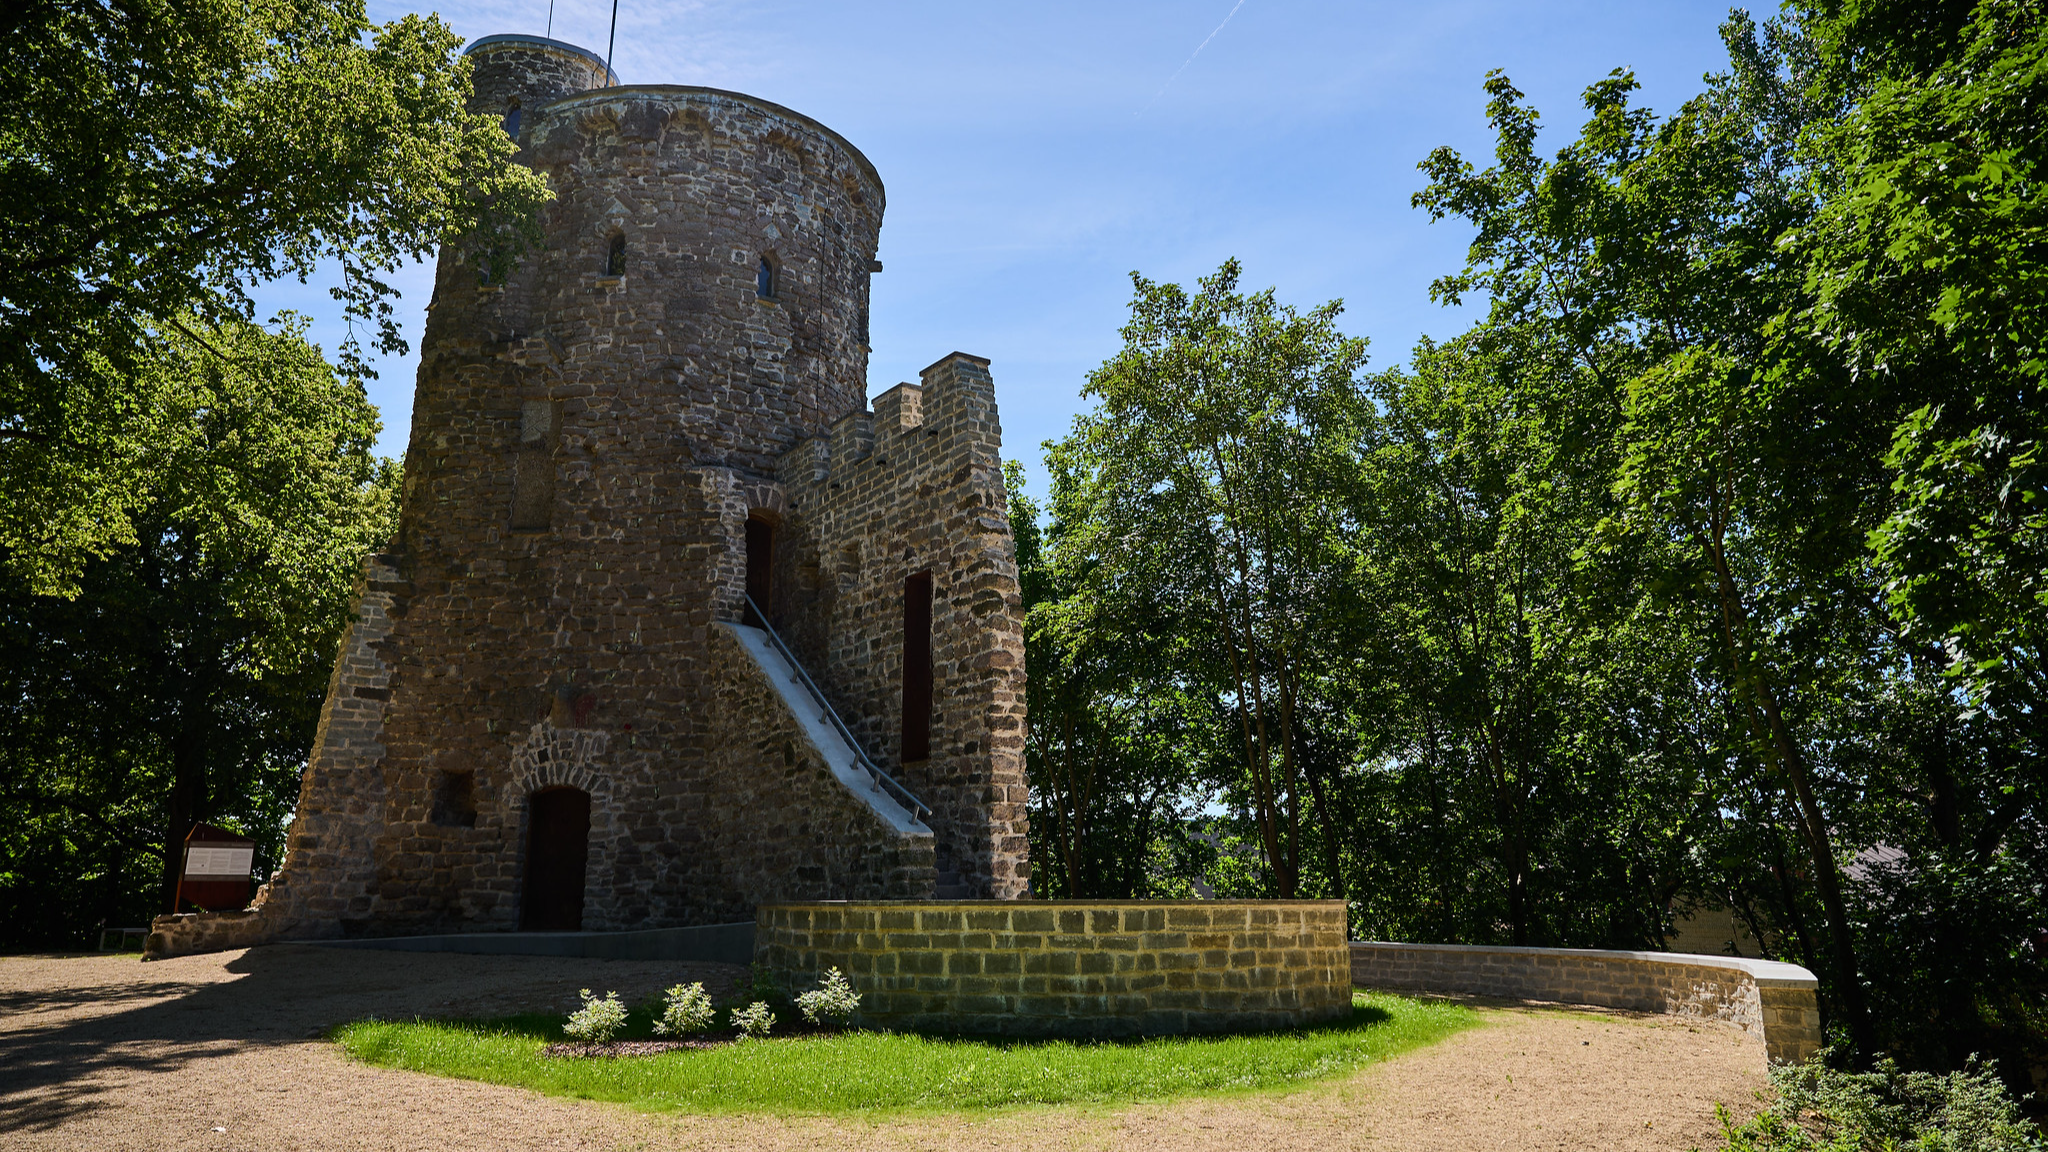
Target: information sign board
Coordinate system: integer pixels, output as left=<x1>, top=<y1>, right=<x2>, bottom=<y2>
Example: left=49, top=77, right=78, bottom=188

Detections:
left=175, top=824, right=257, bottom=911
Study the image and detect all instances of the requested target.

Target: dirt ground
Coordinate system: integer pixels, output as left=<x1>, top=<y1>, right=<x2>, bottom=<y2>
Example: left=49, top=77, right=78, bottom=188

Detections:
left=0, top=946, right=1766, bottom=1151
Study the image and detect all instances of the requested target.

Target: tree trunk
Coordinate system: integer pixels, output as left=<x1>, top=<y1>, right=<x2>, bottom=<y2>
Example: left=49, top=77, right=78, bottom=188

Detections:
left=1752, top=671, right=1878, bottom=1060
left=1303, top=756, right=1346, bottom=899
left=160, top=686, right=210, bottom=914
left=1701, top=511, right=1875, bottom=1059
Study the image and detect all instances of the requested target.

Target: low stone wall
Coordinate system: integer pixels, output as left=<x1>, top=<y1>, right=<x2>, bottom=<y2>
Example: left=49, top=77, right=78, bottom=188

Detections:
left=758, top=900, right=1351, bottom=1036
left=1351, top=941, right=1822, bottom=1065
left=146, top=909, right=275, bottom=959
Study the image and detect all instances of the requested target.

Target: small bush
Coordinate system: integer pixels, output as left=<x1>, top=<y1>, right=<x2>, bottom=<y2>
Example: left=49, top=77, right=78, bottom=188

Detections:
left=652, top=982, right=715, bottom=1037
left=1714, top=1057, right=2044, bottom=1152
left=731, top=1000, right=776, bottom=1040
left=563, top=989, right=627, bottom=1045
left=796, top=967, right=861, bottom=1026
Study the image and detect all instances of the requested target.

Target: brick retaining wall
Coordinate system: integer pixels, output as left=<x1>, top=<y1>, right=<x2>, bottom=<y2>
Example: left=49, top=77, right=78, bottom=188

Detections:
left=758, top=900, right=1351, bottom=1036
left=1351, top=941, right=1822, bottom=1065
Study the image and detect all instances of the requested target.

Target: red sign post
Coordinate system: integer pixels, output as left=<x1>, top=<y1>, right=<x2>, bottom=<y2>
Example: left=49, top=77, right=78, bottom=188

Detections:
left=176, top=824, right=256, bottom=911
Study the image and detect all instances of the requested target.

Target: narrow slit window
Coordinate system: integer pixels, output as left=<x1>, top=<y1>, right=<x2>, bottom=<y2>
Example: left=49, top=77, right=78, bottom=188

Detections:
left=756, top=256, right=775, bottom=299
left=902, top=570, right=933, bottom=762
left=605, top=233, right=626, bottom=277
left=502, top=101, right=521, bottom=138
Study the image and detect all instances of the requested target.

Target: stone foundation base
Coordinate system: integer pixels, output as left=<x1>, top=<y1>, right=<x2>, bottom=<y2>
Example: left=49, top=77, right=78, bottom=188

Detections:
left=145, top=907, right=280, bottom=959
left=756, top=899, right=1351, bottom=1036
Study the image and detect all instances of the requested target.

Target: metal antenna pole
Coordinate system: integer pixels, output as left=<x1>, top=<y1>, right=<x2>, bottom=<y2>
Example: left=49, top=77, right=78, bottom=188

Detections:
left=546, top=0, right=554, bottom=38
left=604, top=0, right=619, bottom=85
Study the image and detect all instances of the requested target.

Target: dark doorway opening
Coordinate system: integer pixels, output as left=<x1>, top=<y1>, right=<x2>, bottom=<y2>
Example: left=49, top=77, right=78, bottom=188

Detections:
left=902, top=570, right=933, bottom=762
left=520, top=786, right=590, bottom=931
left=744, top=515, right=775, bottom=625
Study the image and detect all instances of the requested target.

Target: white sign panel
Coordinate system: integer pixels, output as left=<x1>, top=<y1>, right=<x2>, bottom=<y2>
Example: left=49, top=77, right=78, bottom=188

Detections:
left=183, top=845, right=254, bottom=879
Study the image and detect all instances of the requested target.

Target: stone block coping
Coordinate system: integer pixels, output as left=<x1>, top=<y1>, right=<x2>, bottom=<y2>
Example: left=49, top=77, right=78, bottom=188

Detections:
left=1350, top=939, right=1822, bottom=1066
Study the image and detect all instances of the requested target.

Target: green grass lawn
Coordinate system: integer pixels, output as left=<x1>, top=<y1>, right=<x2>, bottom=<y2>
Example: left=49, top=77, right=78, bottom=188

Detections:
left=334, top=991, right=1477, bottom=1114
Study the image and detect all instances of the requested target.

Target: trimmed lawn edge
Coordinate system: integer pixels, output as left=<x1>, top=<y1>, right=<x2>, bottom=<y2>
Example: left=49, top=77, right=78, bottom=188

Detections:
left=333, top=990, right=1478, bottom=1116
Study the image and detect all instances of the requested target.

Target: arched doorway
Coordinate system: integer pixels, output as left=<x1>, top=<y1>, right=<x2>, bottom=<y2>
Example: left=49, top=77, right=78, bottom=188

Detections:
left=520, top=786, right=590, bottom=931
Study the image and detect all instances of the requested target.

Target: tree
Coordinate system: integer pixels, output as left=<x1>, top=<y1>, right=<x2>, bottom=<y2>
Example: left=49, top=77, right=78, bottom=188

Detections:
left=1040, top=261, right=1373, bottom=898
left=1407, top=2, right=2047, bottom=1069
left=0, top=316, right=398, bottom=942
left=0, top=0, right=547, bottom=594
left=1010, top=463, right=1211, bottom=898
left=1352, top=333, right=1716, bottom=948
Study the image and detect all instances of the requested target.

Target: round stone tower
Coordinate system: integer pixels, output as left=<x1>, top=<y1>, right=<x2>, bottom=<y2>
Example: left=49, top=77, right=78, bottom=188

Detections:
left=419, top=33, right=885, bottom=485
left=205, top=35, right=1028, bottom=951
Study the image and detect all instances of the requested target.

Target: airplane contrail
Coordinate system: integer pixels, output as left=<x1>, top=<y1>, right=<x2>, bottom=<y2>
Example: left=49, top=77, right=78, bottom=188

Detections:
left=1139, top=0, right=1252, bottom=115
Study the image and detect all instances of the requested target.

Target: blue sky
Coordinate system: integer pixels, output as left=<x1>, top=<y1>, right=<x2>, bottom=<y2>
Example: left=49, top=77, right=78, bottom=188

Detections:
left=258, top=0, right=1744, bottom=494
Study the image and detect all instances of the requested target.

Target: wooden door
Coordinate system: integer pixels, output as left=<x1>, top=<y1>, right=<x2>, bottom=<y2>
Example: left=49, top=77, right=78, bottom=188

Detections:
left=745, top=515, right=774, bottom=624
left=520, top=787, right=590, bottom=931
left=902, top=570, right=933, bottom=762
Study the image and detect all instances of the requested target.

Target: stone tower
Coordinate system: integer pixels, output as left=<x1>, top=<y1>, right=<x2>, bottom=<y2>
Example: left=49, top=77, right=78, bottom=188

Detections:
left=164, top=34, right=1031, bottom=951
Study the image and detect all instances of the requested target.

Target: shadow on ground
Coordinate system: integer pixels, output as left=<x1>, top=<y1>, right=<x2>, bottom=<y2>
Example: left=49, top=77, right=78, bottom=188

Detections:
left=0, top=946, right=744, bottom=1134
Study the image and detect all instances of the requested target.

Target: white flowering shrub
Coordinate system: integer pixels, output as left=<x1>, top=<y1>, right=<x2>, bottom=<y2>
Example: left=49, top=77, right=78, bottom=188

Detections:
left=564, top=988, right=628, bottom=1044
left=652, top=982, right=715, bottom=1036
left=795, top=967, right=861, bottom=1026
left=730, top=1000, right=776, bottom=1040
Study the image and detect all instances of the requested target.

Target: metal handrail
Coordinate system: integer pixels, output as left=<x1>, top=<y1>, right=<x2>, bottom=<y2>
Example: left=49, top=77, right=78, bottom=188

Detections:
left=743, top=594, right=932, bottom=820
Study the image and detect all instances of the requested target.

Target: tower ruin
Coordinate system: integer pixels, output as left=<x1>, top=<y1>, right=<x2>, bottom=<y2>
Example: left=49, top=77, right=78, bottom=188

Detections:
left=162, top=34, right=1032, bottom=951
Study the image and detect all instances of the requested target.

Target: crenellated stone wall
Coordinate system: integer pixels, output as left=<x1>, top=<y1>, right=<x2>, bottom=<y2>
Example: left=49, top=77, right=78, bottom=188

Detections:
left=772, top=353, right=1030, bottom=899
left=756, top=900, right=1351, bottom=1036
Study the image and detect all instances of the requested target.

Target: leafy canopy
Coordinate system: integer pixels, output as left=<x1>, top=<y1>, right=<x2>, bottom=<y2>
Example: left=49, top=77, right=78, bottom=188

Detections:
left=0, top=0, right=548, bottom=593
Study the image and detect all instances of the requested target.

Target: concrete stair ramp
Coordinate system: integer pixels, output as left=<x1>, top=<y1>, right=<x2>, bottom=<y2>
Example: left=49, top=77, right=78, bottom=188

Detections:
left=722, top=620, right=930, bottom=839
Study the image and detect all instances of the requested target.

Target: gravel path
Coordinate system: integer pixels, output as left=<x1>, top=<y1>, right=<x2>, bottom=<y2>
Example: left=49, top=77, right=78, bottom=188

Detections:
left=0, top=946, right=1764, bottom=1151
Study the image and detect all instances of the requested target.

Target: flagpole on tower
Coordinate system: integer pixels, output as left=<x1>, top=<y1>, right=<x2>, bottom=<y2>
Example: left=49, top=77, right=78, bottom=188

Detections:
left=546, top=0, right=554, bottom=39
left=604, top=0, right=619, bottom=86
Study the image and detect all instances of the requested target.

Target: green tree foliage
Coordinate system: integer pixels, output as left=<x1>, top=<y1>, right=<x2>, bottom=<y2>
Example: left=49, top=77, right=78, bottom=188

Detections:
left=0, top=317, right=398, bottom=945
left=1347, top=335, right=1716, bottom=948
left=1032, top=262, right=1373, bottom=899
left=0, top=0, right=541, bottom=947
left=1393, top=0, right=2044, bottom=1073
left=1022, top=0, right=2044, bottom=1083
left=1796, top=0, right=2048, bottom=739
left=0, top=0, right=547, bottom=594
left=1008, top=460, right=1211, bottom=898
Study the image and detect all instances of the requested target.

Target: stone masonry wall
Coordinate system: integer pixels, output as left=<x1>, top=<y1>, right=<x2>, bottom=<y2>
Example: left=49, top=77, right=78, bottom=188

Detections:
left=757, top=900, right=1351, bottom=1036
left=234, top=552, right=405, bottom=939
left=686, top=623, right=937, bottom=915
left=775, top=354, right=1031, bottom=899
left=1350, top=941, right=1823, bottom=1066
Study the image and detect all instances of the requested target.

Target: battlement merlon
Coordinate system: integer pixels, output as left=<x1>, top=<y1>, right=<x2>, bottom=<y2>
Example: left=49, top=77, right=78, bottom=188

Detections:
left=873, top=382, right=922, bottom=433
left=918, top=352, right=997, bottom=443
